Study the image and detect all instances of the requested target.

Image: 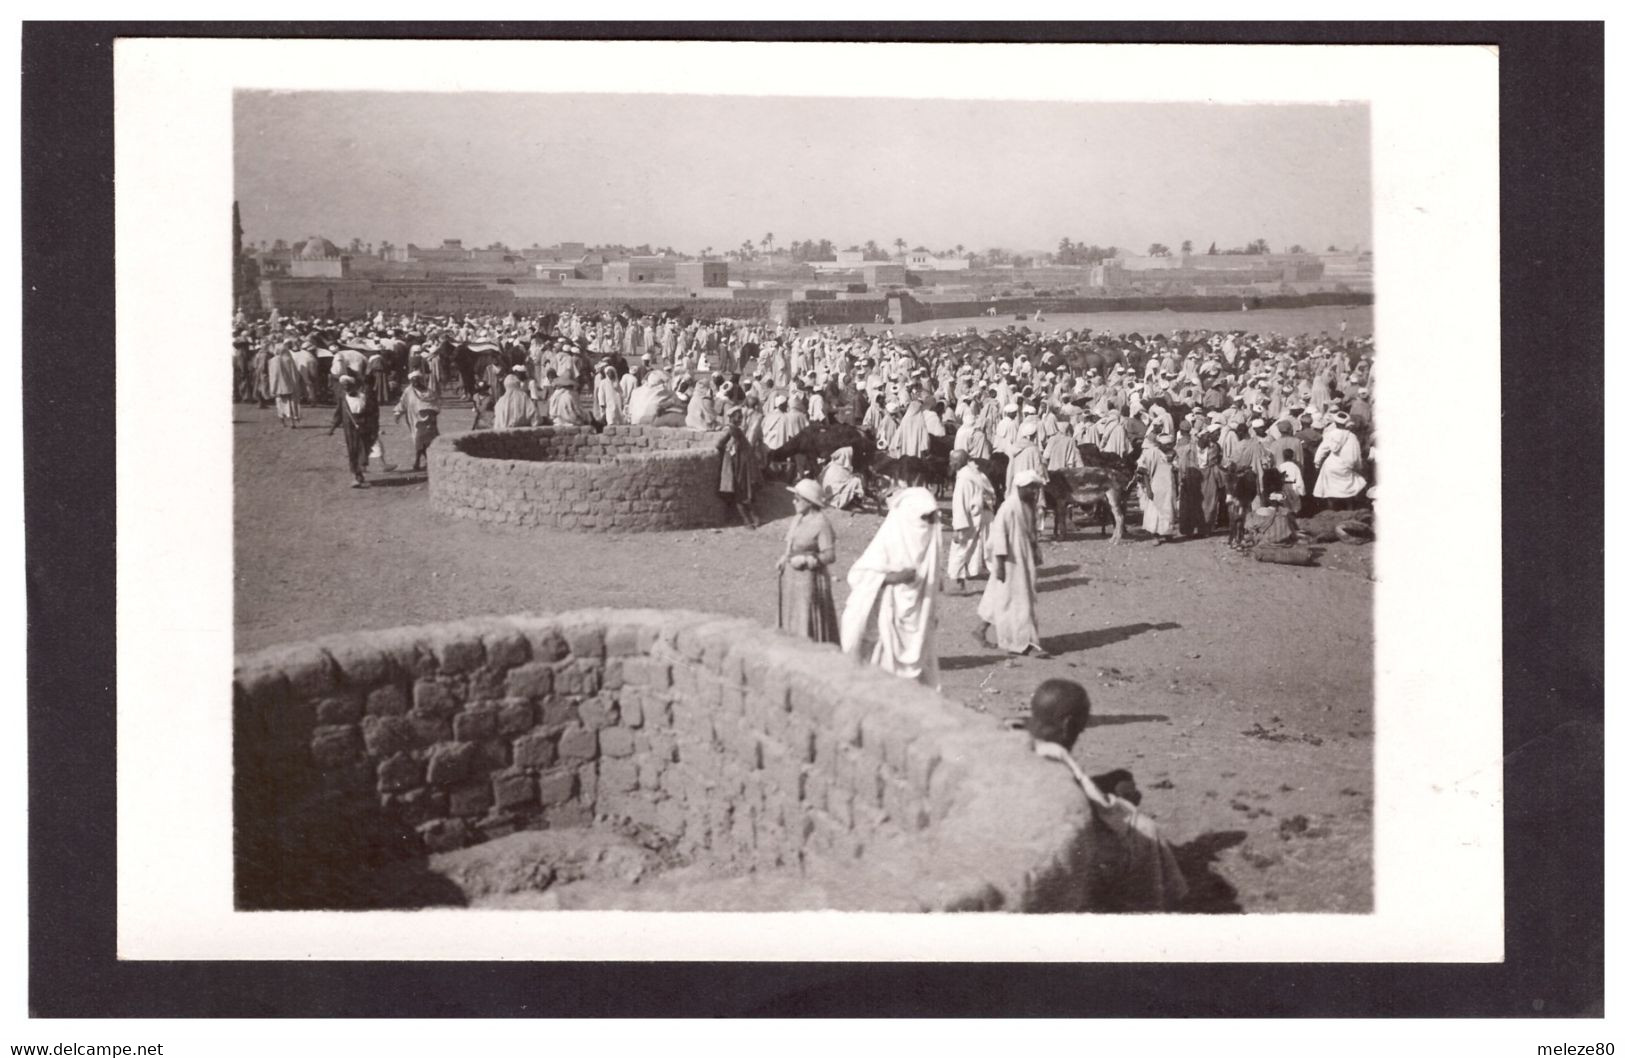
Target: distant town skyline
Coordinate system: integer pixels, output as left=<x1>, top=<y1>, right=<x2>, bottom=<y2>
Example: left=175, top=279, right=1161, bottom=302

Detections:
left=235, top=93, right=1372, bottom=257
left=242, top=233, right=1362, bottom=263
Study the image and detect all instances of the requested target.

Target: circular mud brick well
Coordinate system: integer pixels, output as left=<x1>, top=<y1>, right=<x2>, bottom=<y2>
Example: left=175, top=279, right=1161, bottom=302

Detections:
left=428, top=425, right=731, bottom=532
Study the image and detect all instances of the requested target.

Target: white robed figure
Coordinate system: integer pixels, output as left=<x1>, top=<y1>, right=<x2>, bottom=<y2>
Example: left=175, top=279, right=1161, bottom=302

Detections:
left=1313, top=414, right=1368, bottom=499
left=1136, top=436, right=1176, bottom=538
left=819, top=446, right=865, bottom=510
left=947, top=452, right=994, bottom=584
left=840, top=487, right=942, bottom=688
left=976, top=469, right=1045, bottom=656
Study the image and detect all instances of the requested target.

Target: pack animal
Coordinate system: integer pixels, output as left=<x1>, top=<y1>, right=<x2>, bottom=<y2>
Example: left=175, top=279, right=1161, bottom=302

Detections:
left=1044, top=447, right=1137, bottom=543
left=870, top=433, right=952, bottom=497
left=766, top=422, right=876, bottom=483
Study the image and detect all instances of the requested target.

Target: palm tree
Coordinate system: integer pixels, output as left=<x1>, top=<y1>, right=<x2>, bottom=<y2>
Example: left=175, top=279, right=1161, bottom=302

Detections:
left=863, top=240, right=881, bottom=260
left=1180, top=239, right=1193, bottom=255
left=762, top=232, right=775, bottom=257
left=954, top=243, right=965, bottom=258
left=892, top=237, right=906, bottom=259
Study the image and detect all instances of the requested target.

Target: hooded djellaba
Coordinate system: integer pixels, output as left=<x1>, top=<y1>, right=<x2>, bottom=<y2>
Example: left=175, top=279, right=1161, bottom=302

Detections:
left=839, top=487, right=943, bottom=688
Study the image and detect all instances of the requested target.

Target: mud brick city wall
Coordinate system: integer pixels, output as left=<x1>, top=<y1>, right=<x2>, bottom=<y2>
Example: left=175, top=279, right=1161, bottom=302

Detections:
left=508, top=295, right=775, bottom=322
left=235, top=610, right=1110, bottom=911
left=428, top=425, right=730, bottom=533
left=890, top=291, right=1374, bottom=323
left=258, top=278, right=775, bottom=322
left=784, top=298, right=889, bottom=326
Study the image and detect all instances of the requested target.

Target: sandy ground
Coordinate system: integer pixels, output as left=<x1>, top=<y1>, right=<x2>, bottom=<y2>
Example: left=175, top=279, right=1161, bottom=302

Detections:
left=886, top=303, right=1375, bottom=340
left=236, top=375, right=1374, bottom=913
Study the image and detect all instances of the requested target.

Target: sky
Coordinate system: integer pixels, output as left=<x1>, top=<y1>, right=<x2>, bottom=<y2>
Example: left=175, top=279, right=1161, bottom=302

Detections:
left=234, top=92, right=1371, bottom=257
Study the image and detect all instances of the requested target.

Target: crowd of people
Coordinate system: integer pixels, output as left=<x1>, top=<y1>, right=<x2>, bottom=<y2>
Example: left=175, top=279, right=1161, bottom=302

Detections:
left=235, top=307, right=1374, bottom=511
left=235, top=305, right=1374, bottom=646
left=235, top=305, right=1377, bottom=912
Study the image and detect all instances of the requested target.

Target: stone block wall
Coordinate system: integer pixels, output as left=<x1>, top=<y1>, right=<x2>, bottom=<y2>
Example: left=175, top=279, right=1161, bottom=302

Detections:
left=428, top=425, right=729, bottom=533
left=235, top=610, right=1109, bottom=912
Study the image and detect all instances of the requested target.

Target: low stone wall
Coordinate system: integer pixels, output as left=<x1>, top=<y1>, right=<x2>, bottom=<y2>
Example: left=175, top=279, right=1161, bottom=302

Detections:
left=428, top=425, right=729, bottom=533
left=234, top=610, right=1109, bottom=911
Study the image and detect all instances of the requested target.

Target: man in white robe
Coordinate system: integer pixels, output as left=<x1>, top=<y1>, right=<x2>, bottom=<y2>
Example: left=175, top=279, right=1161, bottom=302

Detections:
left=1004, top=421, right=1049, bottom=499
left=493, top=373, right=538, bottom=429
left=992, top=403, right=1022, bottom=454
left=1043, top=419, right=1085, bottom=474
left=954, top=414, right=994, bottom=462
left=1313, top=411, right=1368, bottom=508
left=1137, top=432, right=1177, bottom=543
left=820, top=446, right=865, bottom=510
left=268, top=341, right=303, bottom=428
left=889, top=389, right=943, bottom=458
left=947, top=450, right=995, bottom=592
left=760, top=393, right=804, bottom=452
left=547, top=373, right=585, bottom=426
left=975, top=469, right=1049, bottom=657
left=1094, top=407, right=1130, bottom=456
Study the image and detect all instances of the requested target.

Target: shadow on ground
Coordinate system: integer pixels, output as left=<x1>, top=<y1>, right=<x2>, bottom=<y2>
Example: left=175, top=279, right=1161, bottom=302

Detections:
left=1174, top=829, right=1247, bottom=913
left=1089, top=713, right=1171, bottom=727
left=938, top=652, right=1002, bottom=672
left=1047, top=621, right=1181, bottom=655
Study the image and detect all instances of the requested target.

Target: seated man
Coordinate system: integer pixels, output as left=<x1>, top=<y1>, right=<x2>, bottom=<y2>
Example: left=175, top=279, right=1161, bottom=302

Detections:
left=820, top=445, right=866, bottom=510
left=1026, top=678, right=1189, bottom=911
left=1246, top=468, right=1311, bottom=564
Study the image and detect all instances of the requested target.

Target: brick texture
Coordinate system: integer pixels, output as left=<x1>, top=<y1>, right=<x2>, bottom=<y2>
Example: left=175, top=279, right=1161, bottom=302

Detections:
left=234, top=609, right=1108, bottom=913
left=428, top=426, right=731, bottom=533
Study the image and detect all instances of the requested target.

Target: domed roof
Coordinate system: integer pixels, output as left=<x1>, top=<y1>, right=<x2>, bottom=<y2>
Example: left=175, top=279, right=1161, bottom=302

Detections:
left=295, top=236, right=340, bottom=260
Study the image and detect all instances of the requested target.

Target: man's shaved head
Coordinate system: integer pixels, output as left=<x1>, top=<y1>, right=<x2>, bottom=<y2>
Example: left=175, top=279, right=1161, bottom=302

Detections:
left=1029, top=679, right=1092, bottom=749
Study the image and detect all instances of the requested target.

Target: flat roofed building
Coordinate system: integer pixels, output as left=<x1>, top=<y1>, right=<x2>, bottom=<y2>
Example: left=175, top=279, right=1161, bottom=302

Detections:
left=604, top=256, right=679, bottom=284
left=904, top=251, right=971, bottom=271
left=864, top=262, right=906, bottom=287
left=676, top=260, right=728, bottom=290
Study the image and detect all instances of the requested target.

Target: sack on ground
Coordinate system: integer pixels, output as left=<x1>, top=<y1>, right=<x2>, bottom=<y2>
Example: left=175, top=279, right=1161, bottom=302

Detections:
left=1254, top=544, right=1314, bottom=566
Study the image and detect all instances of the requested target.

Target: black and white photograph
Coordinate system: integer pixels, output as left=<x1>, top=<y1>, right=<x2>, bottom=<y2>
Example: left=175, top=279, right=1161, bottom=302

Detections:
left=226, top=88, right=1380, bottom=917
left=60, top=30, right=1597, bottom=1027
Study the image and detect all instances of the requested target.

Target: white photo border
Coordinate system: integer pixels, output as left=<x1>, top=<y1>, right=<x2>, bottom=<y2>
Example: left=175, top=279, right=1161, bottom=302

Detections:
left=113, top=37, right=1502, bottom=962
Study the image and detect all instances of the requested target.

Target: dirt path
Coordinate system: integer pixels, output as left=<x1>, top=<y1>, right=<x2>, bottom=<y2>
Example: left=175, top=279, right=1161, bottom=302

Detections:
left=236, top=406, right=1373, bottom=912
